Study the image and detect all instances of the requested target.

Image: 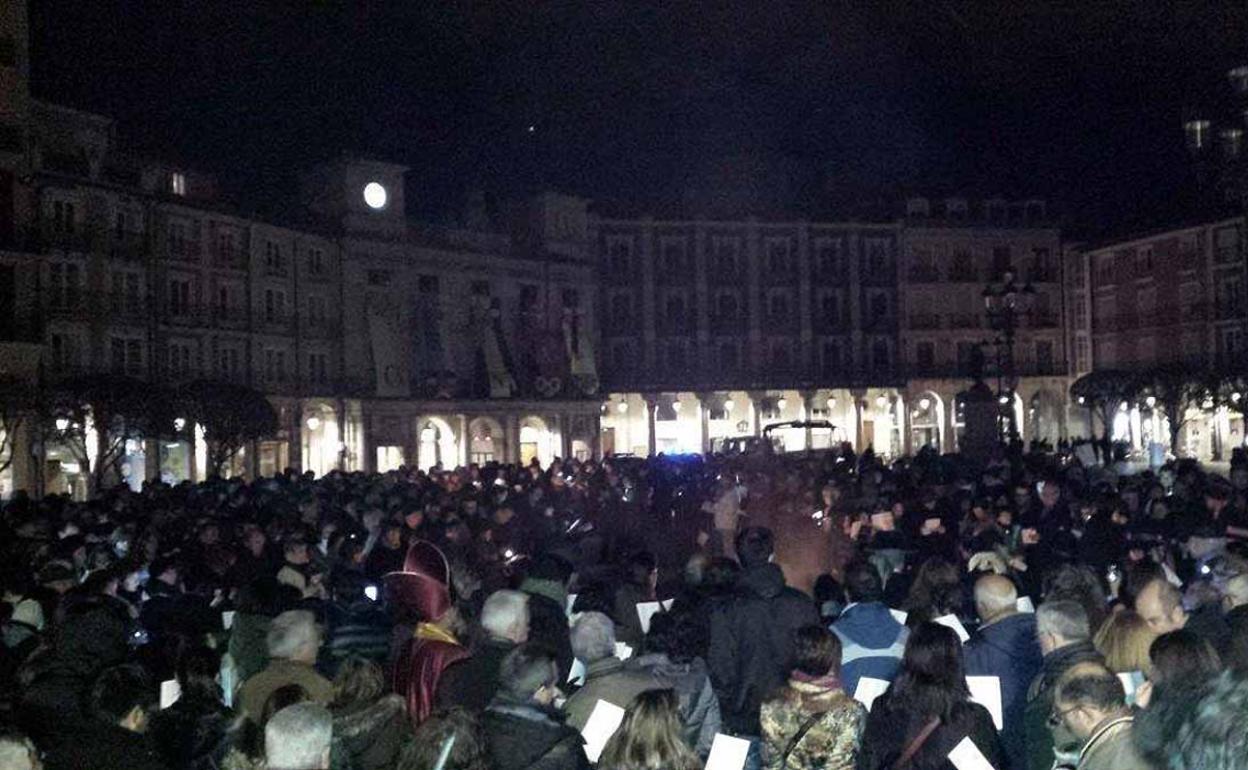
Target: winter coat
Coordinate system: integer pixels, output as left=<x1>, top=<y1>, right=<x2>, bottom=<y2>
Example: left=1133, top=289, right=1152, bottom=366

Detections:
left=1023, top=641, right=1104, bottom=770
left=564, top=657, right=669, bottom=731
left=760, top=678, right=865, bottom=770
left=708, top=564, right=820, bottom=735
left=322, top=600, right=393, bottom=676
left=149, top=691, right=234, bottom=770
left=436, top=637, right=516, bottom=712
left=829, top=602, right=909, bottom=697
left=611, top=581, right=652, bottom=648
left=628, top=653, right=722, bottom=757
left=227, top=612, right=272, bottom=684
left=483, top=701, right=590, bottom=770
left=1076, top=715, right=1152, bottom=770
left=237, top=658, right=334, bottom=721
left=43, top=720, right=171, bottom=770
left=963, top=612, right=1043, bottom=770
left=858, top=691, right=1005, bottom=770
left=522, top=577, right=575, bottom=683
left=332, top=694, right=409, bottom=770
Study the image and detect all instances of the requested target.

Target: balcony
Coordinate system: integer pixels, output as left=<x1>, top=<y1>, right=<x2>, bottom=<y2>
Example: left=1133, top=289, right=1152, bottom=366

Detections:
left=302, top=316, right=338, bottom=339
left=908, top=266, right=942, bottom=283
left=104, top=294, right=149, bottom=324
left=948, top=312, right=982, bottom=330
left=165, top=241, right=202, bottom=264
left=109, top=231, right=147, bottom=262
left=32, top=224, right=97, bottom=254
left=211, top=246, right=248, bottom=271
left=43, top=295, right=92, bottom=322
left=909, top=313, right=942, bottom=330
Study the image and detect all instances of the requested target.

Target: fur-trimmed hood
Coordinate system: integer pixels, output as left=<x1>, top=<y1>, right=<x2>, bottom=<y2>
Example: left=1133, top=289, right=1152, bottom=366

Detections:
left=332, top=694, right=405, bottom=740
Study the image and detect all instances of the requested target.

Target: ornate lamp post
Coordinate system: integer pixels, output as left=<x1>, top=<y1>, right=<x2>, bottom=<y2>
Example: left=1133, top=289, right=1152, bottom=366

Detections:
left=982, top=270, right=1035, bottom=441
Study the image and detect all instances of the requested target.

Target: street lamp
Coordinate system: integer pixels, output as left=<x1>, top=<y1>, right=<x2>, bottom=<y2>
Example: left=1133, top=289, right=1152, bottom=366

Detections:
left=982, top=270, right=1035, bottom=441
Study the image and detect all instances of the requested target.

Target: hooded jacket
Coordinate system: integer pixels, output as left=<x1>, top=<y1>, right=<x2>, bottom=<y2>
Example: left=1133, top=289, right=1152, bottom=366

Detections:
left=483, top=701, right=590, bottom=770
left=963, top=612, right=1043, bottom=770
left=829, top=602, right=908, bottom=697
left=708, top=564, right=819, bottom=735
left=332, top=693, right=408, bottom=770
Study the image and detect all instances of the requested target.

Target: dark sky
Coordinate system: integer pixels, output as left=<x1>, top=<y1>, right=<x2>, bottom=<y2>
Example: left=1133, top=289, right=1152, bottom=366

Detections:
left=28, top=1, right=1248, bottom=235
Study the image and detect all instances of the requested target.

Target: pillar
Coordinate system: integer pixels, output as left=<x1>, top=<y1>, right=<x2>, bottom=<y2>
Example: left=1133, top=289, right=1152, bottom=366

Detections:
left=850, top=388, right=867, bottom=453
left=361, top=409, right=377, bottom=474
left=504, top=414, right=521, bottom=464
left=944, top=391, right=959, bottom=454
left=696, top=392, right=712, bottom=454
left=747, top=390, right=765, bottom=437
left=288, top=403, right=304, bottom=474
left=644, top=395, right=658, bottom=456
left=144, top=438, right=161, bottom=484
left=800, top=390, right=816, bottom=450
left=456, top=414, right=469, bottom=468
left=900, top=393, right=913, bottom=456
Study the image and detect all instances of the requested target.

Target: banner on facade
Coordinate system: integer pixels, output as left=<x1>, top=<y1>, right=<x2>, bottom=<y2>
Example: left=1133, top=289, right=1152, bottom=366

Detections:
left=368, top=297, right=410, bottom=397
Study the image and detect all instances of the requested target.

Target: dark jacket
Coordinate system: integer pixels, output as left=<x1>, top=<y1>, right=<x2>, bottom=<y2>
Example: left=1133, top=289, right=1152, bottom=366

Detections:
left=332, top=694, right=408, bottom=770
left=436, top=637, right=516, bottom=712
left=830, top=602, right=909, bottom=697
left=963, top=612, right=1043, bottom=770
left=226, top=611, right=272, bottom=685
left=149, top=691, right=234, bottom=770
left=1024, top=641, right=1103, bottom=770
left=858, top=693, right=1005, bottom=770
left=43, top=720, right=170, bottom=770
left=483, top=702, right=590, bottom=770
left=708, top=564, right=819, bottom=735
left=521, top=578, right=575, bottom=683
left=322, top=600, right=393, bottom=676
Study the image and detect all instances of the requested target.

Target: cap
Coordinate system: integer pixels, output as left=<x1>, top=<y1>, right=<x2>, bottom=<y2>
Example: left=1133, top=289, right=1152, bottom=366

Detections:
left=383, top=540, right=453, bottom=621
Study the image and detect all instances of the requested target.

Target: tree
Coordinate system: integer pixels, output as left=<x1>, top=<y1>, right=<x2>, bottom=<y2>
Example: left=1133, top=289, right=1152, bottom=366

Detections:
left=44, top=374, right=159, bottom=494
left=1136, top=364, right=1208, bottom=458
left=0, top=376, right=36, bottom=478
left=1070, top=369, right=1138, bottom=463
left=179, top=380, right=279, bottom=477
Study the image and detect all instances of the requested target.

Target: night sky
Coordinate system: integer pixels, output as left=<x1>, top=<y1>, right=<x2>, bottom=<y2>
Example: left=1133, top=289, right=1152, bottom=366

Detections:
left=29, top=1, right=1248, bottom=235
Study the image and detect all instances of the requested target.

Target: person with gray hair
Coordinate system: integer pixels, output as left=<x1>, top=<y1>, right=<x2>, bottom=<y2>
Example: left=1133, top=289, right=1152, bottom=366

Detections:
left=265, top=702, right=334, bottom=770
left=0, top=728, right=41, bottom=770
left=437, top=590, right=531, bottom=711
left=239, top=610, right=333, bottom=720
left=963, top=575, right=1042, bottom=770
left=563, top=612, right=668, bottom=731
left=1023, top=600, right=1104, bottom=770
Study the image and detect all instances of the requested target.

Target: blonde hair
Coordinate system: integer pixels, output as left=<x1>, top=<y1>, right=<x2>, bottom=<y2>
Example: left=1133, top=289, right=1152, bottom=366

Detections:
left=1094, top=609, right=1157, bottom=675
left=331, top=657, right=385, bottom=708
left=599, top=689, right=700, bottom=770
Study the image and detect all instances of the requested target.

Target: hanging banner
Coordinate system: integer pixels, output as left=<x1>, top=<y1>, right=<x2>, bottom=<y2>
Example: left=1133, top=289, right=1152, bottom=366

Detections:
left=368, top=295, right=410, bottom=397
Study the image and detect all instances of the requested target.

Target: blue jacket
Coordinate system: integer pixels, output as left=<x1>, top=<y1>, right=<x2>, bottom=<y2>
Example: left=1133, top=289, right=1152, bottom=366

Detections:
left=963, top=612, right=1043, bottom=770
left=830, top=602, right=908, bottom=696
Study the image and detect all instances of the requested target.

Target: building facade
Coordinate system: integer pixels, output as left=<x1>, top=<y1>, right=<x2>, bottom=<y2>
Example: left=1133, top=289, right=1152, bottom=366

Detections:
left=1067, top=216, right=1246, bottom=457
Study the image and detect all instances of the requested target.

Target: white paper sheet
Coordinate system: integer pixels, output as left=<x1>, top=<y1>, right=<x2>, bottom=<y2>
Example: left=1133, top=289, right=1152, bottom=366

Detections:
left=934, top=613, right=971, bottom=643
left=160, top=679, right=182, bottom=709
left=222, top=610, right=236, bottom=630
left=948, top=736, right=996, bottom=770
left=1015, top=597, right=1035, bottom=613
left=568, top=658, right=587, bottom=685
left=889, top=608, right=909, bottom=624
left=636, top=601, right=664, bottom=634
left=614, top=642, right=634, bottom=661
left=661, top=598, right=674, bottom=611
left=852, top=677, right=890, bottom=711
left=567, top=594, right=578, bottom=615
left=966, top=676, right=1004, bottom=731
left=1118, top=671, right=1145, bottom=705
left=705, top=733, right=752, bottom=770
left=580, top=700, right=626, bottom=763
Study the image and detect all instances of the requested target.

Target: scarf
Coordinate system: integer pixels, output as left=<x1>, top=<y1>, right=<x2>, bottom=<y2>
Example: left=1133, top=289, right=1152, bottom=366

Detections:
left=789, top=670, right=843, bottom=693
left=415, top=622, right=459, bottom=645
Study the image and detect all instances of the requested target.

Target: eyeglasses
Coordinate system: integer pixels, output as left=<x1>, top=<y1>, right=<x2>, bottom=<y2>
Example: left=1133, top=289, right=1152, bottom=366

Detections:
left=1048, top=705, right=1081, bottom=728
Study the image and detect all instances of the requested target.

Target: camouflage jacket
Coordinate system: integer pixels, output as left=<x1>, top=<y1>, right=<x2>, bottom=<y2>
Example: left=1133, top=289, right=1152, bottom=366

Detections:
left=760, top=679, right=866, bottom=770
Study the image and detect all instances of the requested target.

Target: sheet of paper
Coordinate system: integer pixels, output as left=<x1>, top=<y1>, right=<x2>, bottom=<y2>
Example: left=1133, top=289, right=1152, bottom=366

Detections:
left=160, top=679, right=182, bottom=709
left=889, top=608, right=908, bottom=624
left=870, top=511, right=896, bottom=531
left=966, top=676, right=1004, bottom=731
left=614, top=642, right=634, bottom=661
left=580, top=700, right=626, bottom=763
left=636, top=601, right=663, bottom=634
left=568, top=658, right=587, bottom=685
left=661, top=598, right=674, bottom=611
left=852, top=677, right=890, bottom=711
left=222, top=610, right=236, bottom=630
left=948, top=736, right=996, bottom=770
left=1118, top=671, right=1145, bottom=704
left=705, top=733, right=752, bottom=770
left=1015, top=597, right=1035, bottom=613
left=566, top=593, right=578, bottom=615
left=934, top=614, right=971, bottom=643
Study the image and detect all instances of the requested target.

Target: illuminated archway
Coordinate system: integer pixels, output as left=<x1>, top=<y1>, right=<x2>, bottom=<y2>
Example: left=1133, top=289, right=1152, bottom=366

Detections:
left=519, top=415, right=553, bottom=467
left=909, top=391, right=945, bottom=451
left=467, top=416, right=504, bottom=465
left=416, top=416, right=458, bottom=472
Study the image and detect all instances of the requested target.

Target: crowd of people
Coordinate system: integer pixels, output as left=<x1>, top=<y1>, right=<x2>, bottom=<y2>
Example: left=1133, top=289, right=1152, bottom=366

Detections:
left=2, top=442, right=1248, bottom=770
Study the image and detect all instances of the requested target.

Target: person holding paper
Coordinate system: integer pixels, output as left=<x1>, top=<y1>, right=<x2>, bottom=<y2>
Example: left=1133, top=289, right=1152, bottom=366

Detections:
left=759, top=626, right=865, bottom=770
left=1049, top=662, right=1151, bottom=770
left=830, top=560, right=908, bottom=696
left=483, top=645, right=589, bottom=770
left=858, top=623, right=1004, bottom=770
left=599, top=689, right=701, bottom=770
left=963, top=575, right=1042, bottom=770
left=611, top=551, right=659, bottom=647
left=564, top=612, right=668, bottom=732
left=1024, top=601, right=1103, bottom=770
left=40, top=664, right=170, bottom=770
left=708, top=528, right=819, bottom=770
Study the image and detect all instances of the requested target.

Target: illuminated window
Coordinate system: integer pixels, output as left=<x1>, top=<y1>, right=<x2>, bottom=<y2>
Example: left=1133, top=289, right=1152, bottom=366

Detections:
left=170, top=172, right=187, bottom=196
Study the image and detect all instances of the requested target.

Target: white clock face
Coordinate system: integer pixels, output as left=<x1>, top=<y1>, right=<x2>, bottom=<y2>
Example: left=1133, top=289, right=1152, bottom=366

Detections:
left=363, top=181, right=388, bottom=210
